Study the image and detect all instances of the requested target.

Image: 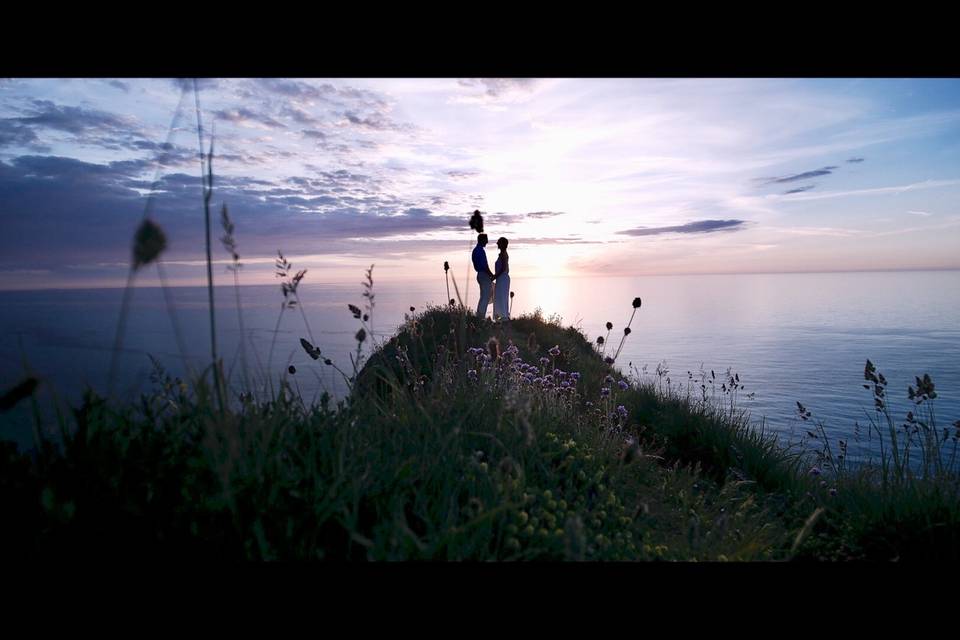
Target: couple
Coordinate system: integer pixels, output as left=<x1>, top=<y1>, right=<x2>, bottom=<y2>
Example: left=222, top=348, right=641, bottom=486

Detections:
left=472, top=233, right=511, bottom=320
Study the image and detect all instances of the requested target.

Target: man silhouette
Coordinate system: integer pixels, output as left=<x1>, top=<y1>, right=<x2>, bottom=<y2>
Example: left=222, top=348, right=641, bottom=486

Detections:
left=472, top=233, right=495, bottom=318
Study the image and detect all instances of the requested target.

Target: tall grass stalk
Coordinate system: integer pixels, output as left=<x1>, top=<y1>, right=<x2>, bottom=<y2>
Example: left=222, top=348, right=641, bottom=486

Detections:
left=220, top=203, right=250, bottom=395
left=193, top=79, right=223, bottom=413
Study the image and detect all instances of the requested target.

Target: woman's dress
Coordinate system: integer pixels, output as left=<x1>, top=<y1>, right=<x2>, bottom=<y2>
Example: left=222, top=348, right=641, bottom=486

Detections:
left=493, top=253, right=510, bottom=320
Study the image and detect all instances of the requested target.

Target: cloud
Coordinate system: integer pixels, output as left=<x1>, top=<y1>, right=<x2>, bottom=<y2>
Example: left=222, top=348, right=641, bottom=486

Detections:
left=761, top=166, right=839, bottom=185
left=13, top=99, right=134, bottom=137
left=214, top=107, right=286, bottom=129
left=774, top=179, right=960, bottom=202
left=458, top=78, right=539, bottom=98
left=340, top=110, right=411, bottom=133
left=106, top=80, right=130, bottom=92
left=0, top=99, right=174, bottom=156
left=453, top=78, right=545, bottom=108
left=282, top=105, right=321, bottom=126
left=511, top=236, right=609, bottom=245
left=447, top=169, right=479, bottom=180
left=524, top=211, right=565, bottom=219
left=847, top=157, right=865, bottom=163
left=0, top=151, right=579, bottom=272
left=254, top=79, right=388, bottom=111
left=617, top=219, right=748, bottom=236
left=171, top=78, right=219, bottom=92
left=907, top=210, right=932, bottom=216
left=783, top=185, right=816, bottom=195
left=0, top=119, right=44, bottom=150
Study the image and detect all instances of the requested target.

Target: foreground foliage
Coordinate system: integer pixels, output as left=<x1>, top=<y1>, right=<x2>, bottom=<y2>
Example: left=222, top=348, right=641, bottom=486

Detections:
left=1, top=308, right=957, bottom=561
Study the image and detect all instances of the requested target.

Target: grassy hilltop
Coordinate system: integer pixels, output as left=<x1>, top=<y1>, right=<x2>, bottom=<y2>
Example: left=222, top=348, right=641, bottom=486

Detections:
left=1, top=304, right=958, bottom=561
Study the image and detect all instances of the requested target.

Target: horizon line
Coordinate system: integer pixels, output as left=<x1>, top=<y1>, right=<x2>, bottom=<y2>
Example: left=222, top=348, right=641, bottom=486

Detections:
left=1, top=266, right=958, bottom=292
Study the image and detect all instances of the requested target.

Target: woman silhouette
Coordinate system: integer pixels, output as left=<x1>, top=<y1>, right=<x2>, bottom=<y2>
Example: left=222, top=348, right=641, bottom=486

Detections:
left=493, top=237, right=510, bottom=320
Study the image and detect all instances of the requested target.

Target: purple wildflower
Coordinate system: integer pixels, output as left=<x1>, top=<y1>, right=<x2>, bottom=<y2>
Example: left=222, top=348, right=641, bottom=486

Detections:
left=618, top=380, right=629, bottom=391
left=549, top=345, right=561, bottom=357
left=600, top=387, right=611, bottom=397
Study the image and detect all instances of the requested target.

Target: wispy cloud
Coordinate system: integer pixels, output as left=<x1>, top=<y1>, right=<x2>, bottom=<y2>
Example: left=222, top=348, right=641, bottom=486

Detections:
left=783, top=185, right=816, bottom=195
left=774, top=179, right=960, bottom=202
left=214, top=107, right=286, bottom=130
left=761, top=166, right=838, bottom=185
left=617, top=219, right=748, bottom=236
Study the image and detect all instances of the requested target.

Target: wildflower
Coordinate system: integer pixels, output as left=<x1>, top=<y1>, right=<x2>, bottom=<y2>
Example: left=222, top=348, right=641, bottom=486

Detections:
left=600, top=387, right=611, bottom=397
left=596, top=336, right=605, bottom=345
left=443, top=261, right=450, bottom=272
left=808, top=467, right=821, bottom=476
left=829, top=488, right=837, bottom=497
left=570, top=372, right=580, bottom=381
left=604, top=357, right=615, bottom=364
left=623, top=327, right=631, bottom=335
left=549, top=345, right=561, bottom=357
left=604, top=375, right=614, bottom=385
left=606, top=322, right=613, bottom=330
left=632, top=297, right=642, bottom=309
left=616, top=405, right=628, bottom=419
left=618, top=380, right=629, bottom=391
left=539, top=357, right=550, bottom=366
left=585, top=401, right=593, bottom=408
left=467, top=369, right=479, bottom=381
left=288, top=365, right=296, bottom=374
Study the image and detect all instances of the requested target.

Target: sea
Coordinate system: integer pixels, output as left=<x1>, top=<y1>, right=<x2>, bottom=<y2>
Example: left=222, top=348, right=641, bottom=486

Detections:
left=2, top=270, right=958, bottom=463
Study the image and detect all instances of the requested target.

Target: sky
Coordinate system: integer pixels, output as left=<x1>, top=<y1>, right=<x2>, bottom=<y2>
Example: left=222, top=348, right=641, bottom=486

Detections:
left=1, top=77, right=959, bottom=290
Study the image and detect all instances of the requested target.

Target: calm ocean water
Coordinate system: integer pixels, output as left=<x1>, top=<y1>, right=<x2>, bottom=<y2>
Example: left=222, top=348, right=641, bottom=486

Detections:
left=2, top=271, right=959, bottom=461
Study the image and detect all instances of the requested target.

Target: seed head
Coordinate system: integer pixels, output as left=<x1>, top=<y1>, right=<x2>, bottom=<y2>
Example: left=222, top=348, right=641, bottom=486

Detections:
left=132, top=219, right=167, bottom=271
